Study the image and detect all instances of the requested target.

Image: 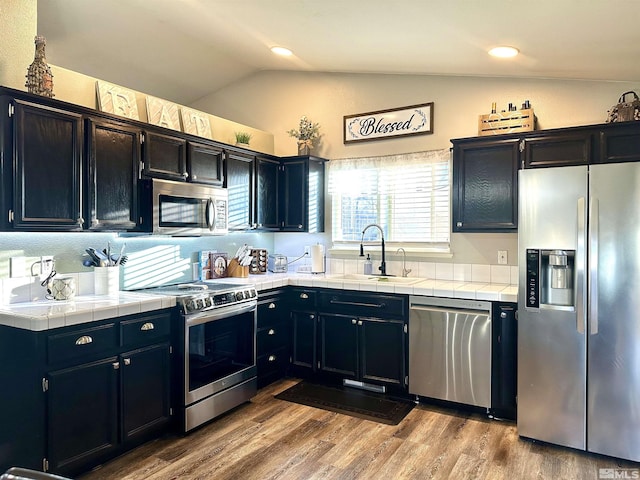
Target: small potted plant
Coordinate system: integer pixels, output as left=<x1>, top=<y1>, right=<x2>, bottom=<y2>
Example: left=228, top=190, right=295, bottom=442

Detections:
left=234, top=131, right=252, bottom=147
left=287, top=116, right=320, bottom=155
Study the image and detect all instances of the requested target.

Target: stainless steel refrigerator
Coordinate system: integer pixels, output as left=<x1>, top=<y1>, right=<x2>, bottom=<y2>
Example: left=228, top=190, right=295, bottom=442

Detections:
left=518, top=162, right=640, bottom=462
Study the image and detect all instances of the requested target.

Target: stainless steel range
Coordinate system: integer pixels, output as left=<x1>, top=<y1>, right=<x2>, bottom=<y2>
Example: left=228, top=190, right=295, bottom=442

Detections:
left=140, top=281, right=257, bottom=432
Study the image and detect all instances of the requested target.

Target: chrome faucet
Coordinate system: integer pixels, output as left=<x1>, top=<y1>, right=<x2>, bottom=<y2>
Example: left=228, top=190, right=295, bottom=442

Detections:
left=396, top=247, right=412, bottom=277
left=360, top=223, right=387, bottom=276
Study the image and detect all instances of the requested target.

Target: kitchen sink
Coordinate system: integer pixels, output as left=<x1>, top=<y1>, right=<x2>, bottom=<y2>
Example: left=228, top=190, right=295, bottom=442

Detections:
left=328, top=274, right=424, bottom=285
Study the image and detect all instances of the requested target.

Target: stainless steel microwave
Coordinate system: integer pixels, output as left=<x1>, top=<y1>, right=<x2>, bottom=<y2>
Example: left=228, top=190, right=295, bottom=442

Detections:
left=139, top=178, right=228, bottom=235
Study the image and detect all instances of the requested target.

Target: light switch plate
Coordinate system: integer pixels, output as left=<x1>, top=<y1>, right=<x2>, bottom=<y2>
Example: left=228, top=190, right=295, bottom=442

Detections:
left=498, top=250, right=508, bottom=265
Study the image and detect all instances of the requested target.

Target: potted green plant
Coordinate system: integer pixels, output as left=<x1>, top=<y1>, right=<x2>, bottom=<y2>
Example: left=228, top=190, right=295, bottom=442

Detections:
left=287, top=116, right=320, bottom=155
left=234, top=131, right=252, bottom=147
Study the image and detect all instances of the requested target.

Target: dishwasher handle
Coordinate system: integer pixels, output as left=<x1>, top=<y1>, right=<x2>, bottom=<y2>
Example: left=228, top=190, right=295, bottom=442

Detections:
left=410, top=304, right=490, bottom=317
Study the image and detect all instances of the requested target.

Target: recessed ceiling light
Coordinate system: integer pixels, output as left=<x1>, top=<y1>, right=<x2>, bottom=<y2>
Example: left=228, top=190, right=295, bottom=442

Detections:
left=271, top=46, right=293, bottom=57
left=488, top=46, right=519, bottom=58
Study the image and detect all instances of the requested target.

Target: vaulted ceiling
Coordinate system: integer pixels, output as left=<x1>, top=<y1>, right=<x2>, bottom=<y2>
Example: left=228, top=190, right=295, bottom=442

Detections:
left=38, top=0, right=640, bottom=105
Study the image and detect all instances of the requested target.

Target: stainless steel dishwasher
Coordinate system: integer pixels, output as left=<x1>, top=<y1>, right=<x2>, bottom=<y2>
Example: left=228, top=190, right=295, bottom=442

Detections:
left=409, top=296, right=492, bottom=408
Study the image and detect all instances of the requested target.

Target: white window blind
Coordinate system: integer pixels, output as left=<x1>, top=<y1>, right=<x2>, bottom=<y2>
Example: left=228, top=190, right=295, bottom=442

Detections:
left=328, top=148, right=450, bottom=249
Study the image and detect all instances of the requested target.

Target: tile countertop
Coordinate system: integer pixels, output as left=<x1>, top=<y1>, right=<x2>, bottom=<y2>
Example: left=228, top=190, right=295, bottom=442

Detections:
left=0, top=292, right=176, bottom=332
left=0, top=273, right=517, bottom=332
left=217, top=272, right=518, bottom=303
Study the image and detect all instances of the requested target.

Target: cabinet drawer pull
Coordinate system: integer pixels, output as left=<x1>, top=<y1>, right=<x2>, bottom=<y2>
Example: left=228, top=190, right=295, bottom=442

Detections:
left=268, top=328, right=276, bottom=335
left=123, top=358, right=131, bottom=366
left=268, top=302, right=277, bottom=309
left=140, top=322, right=155, bottom=331
left=300, top=293, right=309, bottom=299
left=329, top=299, right=386, bottom=309
left=268, top=355, right=276, bottom=362
left=75, top=335, right=93, bottom=345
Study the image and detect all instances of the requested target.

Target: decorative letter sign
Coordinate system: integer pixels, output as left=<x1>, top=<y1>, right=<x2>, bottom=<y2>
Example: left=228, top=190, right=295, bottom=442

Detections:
left=181, top=107, right=212, bottom=139
left=146, top=96, right=181, bottom=131
left=96, top=81, right=140, bottom=120
left=343, top=102, right=434, bottom=144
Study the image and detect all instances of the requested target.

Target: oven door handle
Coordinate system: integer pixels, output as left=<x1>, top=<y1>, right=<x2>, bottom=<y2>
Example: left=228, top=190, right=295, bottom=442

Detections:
left=186, top=300, right=257, bottom=326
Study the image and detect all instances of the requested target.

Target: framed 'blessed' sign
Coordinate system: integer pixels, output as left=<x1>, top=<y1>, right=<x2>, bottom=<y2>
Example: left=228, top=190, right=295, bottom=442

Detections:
left=343, top=102, right=434, bottom=144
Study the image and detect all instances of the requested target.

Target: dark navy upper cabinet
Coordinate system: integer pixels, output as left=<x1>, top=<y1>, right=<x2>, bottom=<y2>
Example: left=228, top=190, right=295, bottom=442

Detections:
left=452, top=137, right=519, bottom=232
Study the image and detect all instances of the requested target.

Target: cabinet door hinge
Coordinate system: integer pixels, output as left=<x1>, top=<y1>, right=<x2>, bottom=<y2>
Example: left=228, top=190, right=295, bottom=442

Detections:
left=140, top=133, right=145, bottom=144
left=8, top=209, right=14, bottom=224
left=43, top=458, right=49, bottom=472
left=42, top=378, right=48, bottom=392
left=8, top=103, right=15, bottom=118
left=405, top=375, right=409, bottom=387
left=404, top=324, right=408, bottom=334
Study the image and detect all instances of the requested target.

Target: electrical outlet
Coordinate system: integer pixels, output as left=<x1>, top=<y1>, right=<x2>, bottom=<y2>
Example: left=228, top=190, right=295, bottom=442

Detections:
left=498, top=250, right=508, bottom=265
left=40, top=255, right=54, bottom=276
left=304, top=245, right=310, bottom=256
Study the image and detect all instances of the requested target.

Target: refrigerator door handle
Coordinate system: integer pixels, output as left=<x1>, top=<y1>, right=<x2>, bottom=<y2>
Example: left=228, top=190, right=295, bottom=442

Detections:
left=589, top=197, right=599, bottom=335
left=576, top=196, right=586, bottom=334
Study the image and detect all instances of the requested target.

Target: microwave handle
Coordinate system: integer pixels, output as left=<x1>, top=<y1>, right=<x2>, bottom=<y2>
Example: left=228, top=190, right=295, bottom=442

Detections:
left=206, top=197, right=215, bottom=230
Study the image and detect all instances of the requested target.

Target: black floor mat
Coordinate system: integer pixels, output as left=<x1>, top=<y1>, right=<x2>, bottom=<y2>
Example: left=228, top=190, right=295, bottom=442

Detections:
left=275, top=381, right=415, bottom=425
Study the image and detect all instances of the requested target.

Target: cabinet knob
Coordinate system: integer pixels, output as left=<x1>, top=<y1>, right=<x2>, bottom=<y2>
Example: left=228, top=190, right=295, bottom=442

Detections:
left=358, top=320, right=363, bottom=326
left=268, top=302, right=276, bottom=309
left=182, top=172, right=189, bottom=178
left=310, top=314, right=315, bottom=320
left=192, top=174, right=197, bottom=180
left=268, top=328, right=276, bottom=335
left=500, top=312, right=507, bottom=319
left=456, top=221, right=463, bottom=227
left=112, top=362, right=120, bottom=370
left=140, top=322, right=155, bottom=331
left=300, top=293, right=309, bottom=299
left=298, top=225, right=303, bottom=229
left=268, top=355, right=276, bottom=362
left=123, top=358, right=131, bottom=366
left=352, top=319, right=357, bottom=324
left=75, top=335, right=93, bottom=345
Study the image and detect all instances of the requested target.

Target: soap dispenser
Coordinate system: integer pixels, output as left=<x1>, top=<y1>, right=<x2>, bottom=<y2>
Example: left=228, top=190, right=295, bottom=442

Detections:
left=363, top=254, right=373, bottom=275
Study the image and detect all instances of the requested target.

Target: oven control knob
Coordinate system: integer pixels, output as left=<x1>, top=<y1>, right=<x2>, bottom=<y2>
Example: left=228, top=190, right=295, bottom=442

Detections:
left=235, top=291, right=245, bottom=301
left=185, top=300, right=196, bottom=312
left=204, top=297, right=212, bottom=308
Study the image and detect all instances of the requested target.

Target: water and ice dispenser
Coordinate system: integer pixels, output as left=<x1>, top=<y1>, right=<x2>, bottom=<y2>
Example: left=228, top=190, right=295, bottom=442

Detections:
left=526, top=249, right=575, bottom=308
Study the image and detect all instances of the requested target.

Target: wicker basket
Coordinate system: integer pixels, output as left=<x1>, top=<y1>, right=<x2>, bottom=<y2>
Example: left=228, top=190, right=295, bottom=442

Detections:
left=606, top=91, right=640, bottom=123
left=478, top=108, right=535, bottom=136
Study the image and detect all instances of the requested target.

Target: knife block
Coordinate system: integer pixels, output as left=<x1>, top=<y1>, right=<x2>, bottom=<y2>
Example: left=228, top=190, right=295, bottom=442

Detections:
left=227, top=258, right=249, bottom=278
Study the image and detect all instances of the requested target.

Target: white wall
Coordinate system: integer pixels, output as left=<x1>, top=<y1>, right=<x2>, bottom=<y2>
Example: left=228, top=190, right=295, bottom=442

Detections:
left=0, top=0, right=36, bottom=90
left=192, top=71, right=639, bottom=265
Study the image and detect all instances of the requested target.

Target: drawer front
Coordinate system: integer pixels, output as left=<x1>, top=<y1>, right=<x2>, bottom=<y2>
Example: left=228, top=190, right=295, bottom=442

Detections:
left=120, top=312, right=172, bottom=349
left=257, top=321, right=289, bottom=355
left=257, top=346, right=289, bottom=376
left=257, top=297, right=286, bottom=329
left=289, top=288, right=317, bottom=310
left=48, top=323, right=118, bottom=365
left=318, top=290, right=406, bottom=318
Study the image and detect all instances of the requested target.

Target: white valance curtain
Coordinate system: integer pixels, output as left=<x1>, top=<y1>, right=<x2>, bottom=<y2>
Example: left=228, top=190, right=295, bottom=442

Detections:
left=328, top=148, right=451, bottom=245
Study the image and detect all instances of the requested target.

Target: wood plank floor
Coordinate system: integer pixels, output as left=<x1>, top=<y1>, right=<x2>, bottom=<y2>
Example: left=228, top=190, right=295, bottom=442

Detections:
left=80, top=379, right=638, bottom=480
